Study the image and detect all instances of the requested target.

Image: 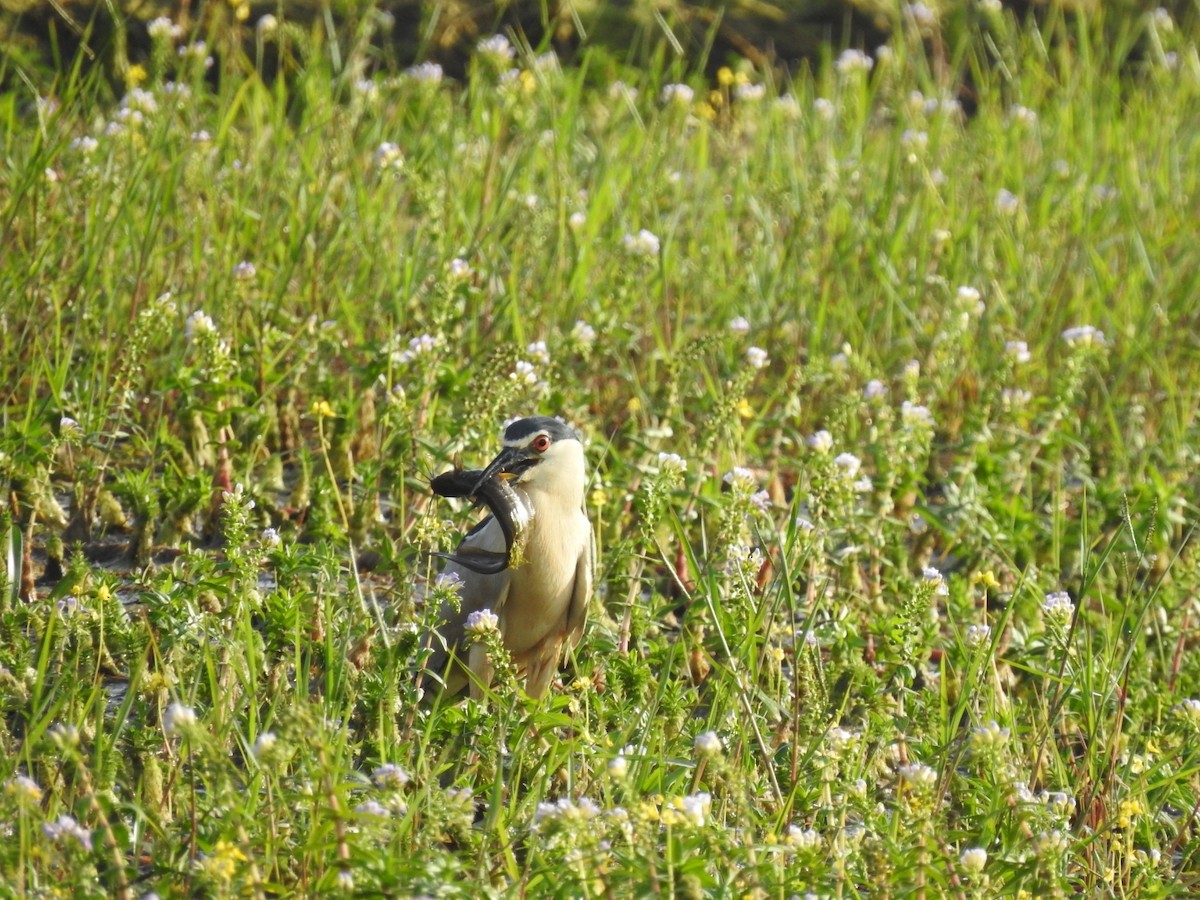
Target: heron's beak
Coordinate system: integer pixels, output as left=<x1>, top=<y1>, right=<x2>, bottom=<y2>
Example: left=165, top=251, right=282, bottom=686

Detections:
left=471, top=446, right=532, bottom=493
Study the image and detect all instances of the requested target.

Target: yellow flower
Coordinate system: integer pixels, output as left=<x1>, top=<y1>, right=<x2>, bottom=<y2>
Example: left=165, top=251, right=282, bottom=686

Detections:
left=125, top=64, right=147, bottom=88
left=203, top=839, right=247, bottom=881
left=717, top=66, right=735, bottom=87
left=1116, top=798, right=1145, bottom=829
left=736, top=398, right=754, bottom=418
left=97, top=584, right=112, bottom=603
left=971, top=570, right=1001, bottom=589
left=309, top=399, right=335, bottom=418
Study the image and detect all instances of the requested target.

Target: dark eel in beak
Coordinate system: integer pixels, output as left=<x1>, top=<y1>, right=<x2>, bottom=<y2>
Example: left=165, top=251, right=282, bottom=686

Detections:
left=429, top=468, right=534, bottom=574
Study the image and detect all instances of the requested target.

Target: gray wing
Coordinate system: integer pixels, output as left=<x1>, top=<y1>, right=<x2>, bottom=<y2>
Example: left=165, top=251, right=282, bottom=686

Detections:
left=564, top=515, right=593, bottom=651
left=424, top=515, right=512, bottom=688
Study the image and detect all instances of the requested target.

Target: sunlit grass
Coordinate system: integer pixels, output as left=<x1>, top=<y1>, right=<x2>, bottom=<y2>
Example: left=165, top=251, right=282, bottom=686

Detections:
left=2, top=4, right=1200, bottom=896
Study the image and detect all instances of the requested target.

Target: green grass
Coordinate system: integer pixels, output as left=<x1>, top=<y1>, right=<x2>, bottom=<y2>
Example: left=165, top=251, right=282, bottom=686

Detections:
left=2, top=4, right=1200, bottom=897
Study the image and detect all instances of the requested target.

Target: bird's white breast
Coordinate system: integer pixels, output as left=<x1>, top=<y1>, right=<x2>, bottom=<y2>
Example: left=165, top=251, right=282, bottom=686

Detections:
left=502, top=494, right=589, bottom=655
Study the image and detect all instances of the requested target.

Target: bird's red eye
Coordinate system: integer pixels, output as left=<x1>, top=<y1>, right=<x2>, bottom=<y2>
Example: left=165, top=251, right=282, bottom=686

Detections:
left=531, top=434, right=552, bottom=452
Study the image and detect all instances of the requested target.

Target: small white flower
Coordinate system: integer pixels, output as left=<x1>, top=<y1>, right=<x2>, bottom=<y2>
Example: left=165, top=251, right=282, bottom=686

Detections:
left=996, top=188, right=1020, bottom=215
left=1040, top=790, right=1076, bottom=818
left=898, top=762, right=937, bottom=790
left=526, top=340, right=551, bottom=365
left=1035, top=829, right=1071, bottom=856
left=534, top=797, right=600, bottom=827
left=568, top=211, right=586, bottom=231
left=1002, top=387, right=1032, bottom=408
left=121, top=87, right=158, bottom=116
left=391, top=334, right=433, bottom=366
left=355, top=799, right=390, bottom=817
left=178, top=41, right=212, bottom=67
left=956, top=285, right=984, bottom=314
left=374, top=141, right=404, bottom=170
left=904, top=3, right=937, bottom=28
left=745, top=346, right=769, bottom=369
left=509, top=360, right=538, bottom=386
left=678, top=791, right=711, bottom=827
left=970, top=720, right=1010, bottom=751
left=1061, top=324, right=1106, bottom=347
left=813, top=97, right=836, bottom=120
left=190, top=129, right=212, bottom=143
left=733, top=82, right=765, bottom=102
left=750, top=490, right=771, bottom=512
left=608, top=80, right=638, bottom=102
left=5, top=774, right=43, bottom=803
left=827, top=727, right=857, bottom=753
left=660, top=83, right=695, bottom=106
left=607, top=754, right=628, bottom=779
left=863, top=379, right=887, bottom=400
left=693, top=731, right=723, bottom=758
left=371, top=763, right=410, bottom=789
left=260, top=527, right=281, bottom=547
left=43, top=814, right=93, bottom=851
left=1043, top=590, right=1075, bottom=625
left=723, top=466, right=757, bottom=490
left=923, top=565, right=949, bottom=596
left=464, top=608, right=500, bottom=636
left=147, top=16, right=183, bottom=41
left=728, top=316, right=751, bottom=334
left=656, top=452, right=687, bottom=475
left=185, top=310, right=215, bottom=341
left=335, top=869, right=355, bottom=890
left=834, top=49, right=874, bottom=75
left=900, top=129, right=928, bottom=152
left=901, top=401, right=935, bottom=428
left=965, top=624, right=991, bottom=649
left=60, top=416, right=81, bottom=433
left=568, top=320, right=596, bottom=347
left=353, top=78, right=380, bottom=101
left=833, top=452, right=861, bottom=478
left=1175, top=698, right=1200, bottom=725
left=256, top=14, right=278, bottom=36
left=1150, top=7, right=1174, bottom=32
left=622, top=229, right=660, bottom=257
left=163, top=702, right=198, bottom=737
left=405, top=61, right=444, bottom=83
left=1008, top=104, right=1038, bottom=126
left=785, top=825, right=822, bottom=849
left=806, top=430, right=833, bottom=453
left=1005, top=340, right=1032, bottom=363
left=773, top=94, right=801, bottom=120
left=232, top=260, right=256, bottom=281
left=475, top=34, right=515, bottom=64
left=431, top=572, right=462, bottom=597
left=959, top=847, right=988, bottom=874
left=250, top=731, right=278, bottom=760
left=69, top=135, right=99, bottom=154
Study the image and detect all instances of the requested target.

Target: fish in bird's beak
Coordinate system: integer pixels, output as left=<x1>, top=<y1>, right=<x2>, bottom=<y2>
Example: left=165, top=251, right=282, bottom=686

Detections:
left=430, top=460, right=534, bottom=574
left=470, top=445, right=535, bottom=494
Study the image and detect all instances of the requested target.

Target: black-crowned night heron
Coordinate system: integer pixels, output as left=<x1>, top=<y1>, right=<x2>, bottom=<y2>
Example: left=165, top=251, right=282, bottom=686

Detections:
left=425, top=416, right=593, bottom=698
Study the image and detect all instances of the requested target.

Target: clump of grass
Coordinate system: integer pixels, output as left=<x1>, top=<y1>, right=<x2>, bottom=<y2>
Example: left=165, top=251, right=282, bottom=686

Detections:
left=2, top=4, right=1199, bottom=896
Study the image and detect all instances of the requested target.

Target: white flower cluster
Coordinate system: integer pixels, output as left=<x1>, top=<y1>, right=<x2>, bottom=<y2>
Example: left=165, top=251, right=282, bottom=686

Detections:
left=622, top=229, right=660, bottom=257
left=533, top=796, right=601, bottom=829
left=464, top=608, right=499, bottom=636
